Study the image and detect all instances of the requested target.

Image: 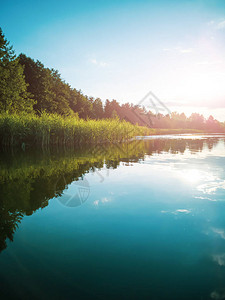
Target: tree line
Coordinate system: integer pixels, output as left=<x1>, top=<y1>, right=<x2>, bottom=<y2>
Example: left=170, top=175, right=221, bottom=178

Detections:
left=0, top=27, right=224, bottom=132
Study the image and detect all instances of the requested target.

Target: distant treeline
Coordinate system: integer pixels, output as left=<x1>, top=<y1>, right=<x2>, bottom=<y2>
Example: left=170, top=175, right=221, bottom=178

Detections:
left=0, top=27, right=224, bottom=132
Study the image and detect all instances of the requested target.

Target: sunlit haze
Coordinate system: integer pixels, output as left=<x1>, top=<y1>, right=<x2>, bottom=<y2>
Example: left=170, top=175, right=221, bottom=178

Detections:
left=1, top=0, right=225, bottom=120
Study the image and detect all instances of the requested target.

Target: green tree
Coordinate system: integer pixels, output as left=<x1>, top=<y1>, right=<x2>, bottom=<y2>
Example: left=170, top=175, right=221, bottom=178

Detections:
left=188, top=113, right=205, bottom=129
left=92, top=98, right=104, bottom=119
left=0, top=28, right=34, bottom=113
left=49, top=69, right=73, bottom=115
left=104, top=99, right=113, bottom=118
left=70, top=89, right=92, bottom=119
left=19, top=54, right=73, bottom=115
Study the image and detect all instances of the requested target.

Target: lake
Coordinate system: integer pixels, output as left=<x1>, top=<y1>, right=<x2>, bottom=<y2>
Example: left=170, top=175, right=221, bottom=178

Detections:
left=1, top=134, right=225, bottom=300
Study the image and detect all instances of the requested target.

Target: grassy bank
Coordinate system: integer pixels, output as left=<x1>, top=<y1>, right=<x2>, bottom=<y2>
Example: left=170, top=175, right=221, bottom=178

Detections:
left=0, top=113, right=150, bottom=148
left=0, top=113, right=216, bottom=149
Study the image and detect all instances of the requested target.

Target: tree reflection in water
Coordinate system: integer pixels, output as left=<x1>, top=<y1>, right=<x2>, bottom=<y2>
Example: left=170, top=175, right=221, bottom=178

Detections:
left=0, top=136, right=221, bottom=253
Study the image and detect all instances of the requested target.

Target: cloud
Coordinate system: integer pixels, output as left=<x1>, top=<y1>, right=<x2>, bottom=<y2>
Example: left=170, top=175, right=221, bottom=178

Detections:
left=173, top=209, right=191, bottom=214
left=207, top=20, right=215, bottom=26
left=213, top=253, right=225, bottom=266
left=163, top=47, right=193, bottom=54
left=194, top=196, right=216, bottom=201
left=208, top=19, right=225, bottom=30
left=211, top=227, right=225, bottom=240
left=161, top=209, right=191, bottom=215
left=197, top=180, right=225, bottom=195
left=217, top=20, right=225, bottom=30
left=89, top=58, right=109, bottom=67
left=165, top=99, right=225, bottom=109
left=197, top=60, right=223, bottom=65
left=163, top=48, right=171, bottom=52
left=101, top=197, right=110, bottom=203
left=179, top=48, right=193, bottom=54
left=90, top=58, right=97, bottom=64
left=93, top=197, right=111, bottom=206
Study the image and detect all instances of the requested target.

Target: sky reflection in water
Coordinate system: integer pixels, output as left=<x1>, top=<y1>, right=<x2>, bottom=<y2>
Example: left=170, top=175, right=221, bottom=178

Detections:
left=0, top=135, right=225, bottom=300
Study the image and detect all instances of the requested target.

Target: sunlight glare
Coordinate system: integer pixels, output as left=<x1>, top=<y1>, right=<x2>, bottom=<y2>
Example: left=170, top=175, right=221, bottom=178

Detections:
left=181, top=169, right=202, bottom=184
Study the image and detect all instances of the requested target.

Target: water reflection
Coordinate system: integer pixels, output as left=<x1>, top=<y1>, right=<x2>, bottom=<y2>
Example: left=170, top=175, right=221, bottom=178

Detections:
left=1, top=135, right=225, bottom=299
left=0, top=135, right=224, bottom=254
left=211, top=289, right=225, bottom=300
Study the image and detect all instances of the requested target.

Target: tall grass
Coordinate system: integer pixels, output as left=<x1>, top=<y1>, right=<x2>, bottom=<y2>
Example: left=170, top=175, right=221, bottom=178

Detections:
left=0, top=113, right=150, bottom=148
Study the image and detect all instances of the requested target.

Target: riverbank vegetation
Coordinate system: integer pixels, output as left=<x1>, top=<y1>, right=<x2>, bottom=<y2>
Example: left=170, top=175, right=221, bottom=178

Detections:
left=0, top=27, right=224, bottom=149
left=0, top=113, right=150, bottom=148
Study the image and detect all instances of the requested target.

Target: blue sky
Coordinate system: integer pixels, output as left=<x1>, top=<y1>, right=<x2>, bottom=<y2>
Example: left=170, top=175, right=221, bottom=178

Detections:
left=1, top=0, right=225, bottom=120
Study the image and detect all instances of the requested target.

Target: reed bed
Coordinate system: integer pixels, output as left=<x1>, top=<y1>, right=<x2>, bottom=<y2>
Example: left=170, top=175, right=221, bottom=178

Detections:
left=0, top=113, right=150, bottom=148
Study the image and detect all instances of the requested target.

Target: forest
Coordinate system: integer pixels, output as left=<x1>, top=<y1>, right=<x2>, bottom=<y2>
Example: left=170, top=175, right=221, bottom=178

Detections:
left=0, top=27, right=224, bottom=148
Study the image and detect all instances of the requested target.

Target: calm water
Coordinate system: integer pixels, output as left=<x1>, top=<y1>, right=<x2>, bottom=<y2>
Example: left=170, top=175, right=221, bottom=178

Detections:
left=1, top=134, right=225, bottom=300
